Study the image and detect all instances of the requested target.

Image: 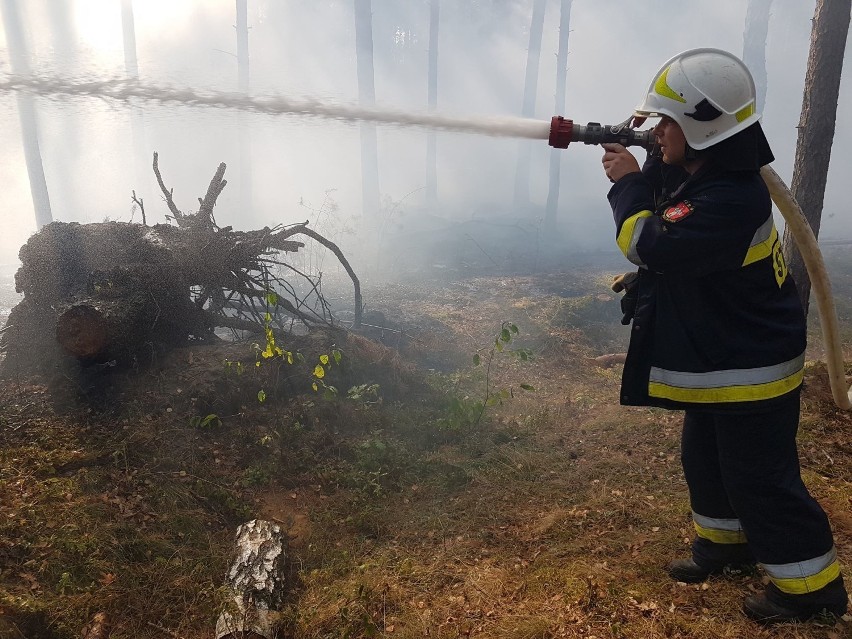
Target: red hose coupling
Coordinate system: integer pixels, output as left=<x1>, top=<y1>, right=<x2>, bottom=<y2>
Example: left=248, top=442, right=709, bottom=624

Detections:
left=548, top=116, right=574, bottom=148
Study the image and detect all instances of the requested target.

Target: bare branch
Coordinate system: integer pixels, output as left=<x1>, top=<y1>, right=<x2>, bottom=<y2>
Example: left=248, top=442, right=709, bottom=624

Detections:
left=131, top=190, right=146, bottom=225
left=286, top=224, right=363, bottom=327
left=211, top=314, right=265, bottom=334
left=152, top=152, right=183, bottom=222
left=197, top=162, right=227, bottom=227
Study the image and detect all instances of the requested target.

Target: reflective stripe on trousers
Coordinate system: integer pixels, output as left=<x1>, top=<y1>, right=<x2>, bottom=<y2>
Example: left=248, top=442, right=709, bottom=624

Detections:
left=693, top=512, right=747, bottom=545
left=762, top=547, right=842, bottom=595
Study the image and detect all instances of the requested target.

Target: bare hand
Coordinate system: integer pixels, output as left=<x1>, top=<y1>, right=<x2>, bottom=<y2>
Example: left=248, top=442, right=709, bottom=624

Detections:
left=601, top=143, right=640, bottom=183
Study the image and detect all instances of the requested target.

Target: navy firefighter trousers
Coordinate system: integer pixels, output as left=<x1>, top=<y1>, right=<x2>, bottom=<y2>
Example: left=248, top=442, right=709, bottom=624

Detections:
left=681, top=388, right=843, bottom=599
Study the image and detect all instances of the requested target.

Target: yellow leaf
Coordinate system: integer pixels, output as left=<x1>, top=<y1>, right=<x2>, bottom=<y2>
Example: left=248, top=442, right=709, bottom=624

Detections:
left=313, top=364, right=325, bottom=379
left=320, top=354, right=330, bottom=365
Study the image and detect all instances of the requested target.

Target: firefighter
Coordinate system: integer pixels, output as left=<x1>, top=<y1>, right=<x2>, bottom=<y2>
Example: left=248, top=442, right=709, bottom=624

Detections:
left=599, top=48, right=848, bottom=623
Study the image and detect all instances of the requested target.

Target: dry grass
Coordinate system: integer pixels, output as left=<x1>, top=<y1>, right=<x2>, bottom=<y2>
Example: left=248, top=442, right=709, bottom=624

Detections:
left=0, top=258, right=850, bottom=638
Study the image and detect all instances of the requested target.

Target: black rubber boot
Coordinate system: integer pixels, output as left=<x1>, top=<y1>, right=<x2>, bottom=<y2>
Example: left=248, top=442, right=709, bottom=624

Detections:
left=667, top=558, right=755, bottom=583
left=743, top=576, right=849, bottom=624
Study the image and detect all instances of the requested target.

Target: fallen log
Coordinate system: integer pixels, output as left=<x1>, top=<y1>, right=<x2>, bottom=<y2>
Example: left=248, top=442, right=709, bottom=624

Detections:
left=0, top=156, right=362, bottom=377
left=53, top=261, right=207, bottom=361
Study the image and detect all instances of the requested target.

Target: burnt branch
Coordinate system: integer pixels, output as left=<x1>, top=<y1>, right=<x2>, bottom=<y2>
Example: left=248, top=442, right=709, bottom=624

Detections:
left=152, top=152, right=183, bottom=223
left=131, top=190, right=146, bottom=225
left=279, top=223, right=363, bottom=327
left=197, top=162, right=227, bottom=229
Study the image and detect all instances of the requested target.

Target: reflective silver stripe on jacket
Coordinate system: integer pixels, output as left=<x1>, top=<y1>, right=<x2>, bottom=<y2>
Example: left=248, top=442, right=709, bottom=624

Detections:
left=742, top=215, right=777, bottom=267
left=650, top=353, right=805, bottom=389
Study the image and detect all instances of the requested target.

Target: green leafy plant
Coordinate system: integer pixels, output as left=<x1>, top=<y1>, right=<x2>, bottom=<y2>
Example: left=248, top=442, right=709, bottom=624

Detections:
left=439, top=321, right=534, bottom=431
left=55, top=571, right=73, bottom=595
left=224, top=359, right=245, bottom=375
left=311, top=348, right=343, bottom=399
left=336, top=583, right=382, bottom=638
left=222, top=290, right=348, bottom=404
left=224, top=290, right=306, bottom=405
left=189, top=413, right=222, bottom=429
left=346, top=383, right=380, bottom=404
left=253, top=293, right=299, bottom=366
left=242, top=464, right=272, bottom=487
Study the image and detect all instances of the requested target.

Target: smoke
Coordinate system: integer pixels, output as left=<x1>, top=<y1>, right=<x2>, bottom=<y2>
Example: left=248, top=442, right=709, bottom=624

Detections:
left=1, top=0, right=850, bottom=279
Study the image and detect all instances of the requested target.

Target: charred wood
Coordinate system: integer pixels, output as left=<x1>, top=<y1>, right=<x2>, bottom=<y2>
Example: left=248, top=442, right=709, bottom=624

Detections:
left=1, top=157, right=361, bottom=379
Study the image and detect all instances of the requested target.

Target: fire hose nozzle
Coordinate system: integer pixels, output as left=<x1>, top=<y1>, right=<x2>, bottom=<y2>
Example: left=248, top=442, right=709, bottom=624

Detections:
left=548, top=116, right=574, bottom=148
left=548, top=115, right=656, bottom=150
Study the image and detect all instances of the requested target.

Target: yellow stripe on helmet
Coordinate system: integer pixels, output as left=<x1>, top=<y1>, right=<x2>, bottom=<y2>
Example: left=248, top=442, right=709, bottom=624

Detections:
left=654, top=67, right=687, bottom=104
left=735, top=102, right=756, bottom=122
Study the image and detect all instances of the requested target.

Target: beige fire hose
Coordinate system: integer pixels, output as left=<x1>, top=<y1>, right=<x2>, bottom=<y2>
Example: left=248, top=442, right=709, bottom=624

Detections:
left=760, top=166, right=852, bottom=410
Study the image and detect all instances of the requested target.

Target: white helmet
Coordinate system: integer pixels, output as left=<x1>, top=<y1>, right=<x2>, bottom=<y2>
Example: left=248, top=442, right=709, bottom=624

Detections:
left=634, top=48, right=760, bottom=150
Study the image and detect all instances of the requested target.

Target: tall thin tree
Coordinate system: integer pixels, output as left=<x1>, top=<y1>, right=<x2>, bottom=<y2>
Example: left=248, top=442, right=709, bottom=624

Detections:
left=781, top=0, right=851, bottom=314
left=742, top=0, right=773, bottom=111
left=425, top=0, right=440, bottom=208
left=45, top=0, right=80, bottom=221
left=236, top=0, right=253, bottom=219
left=354, top=0, right=381, bottom=220
left=121, top=0, right=150, bottom=218
left=512, top=0, right=546, bottom=209
left=2, top=0, right=52, bottom=230
left=543, top=0, right=572, bottom=231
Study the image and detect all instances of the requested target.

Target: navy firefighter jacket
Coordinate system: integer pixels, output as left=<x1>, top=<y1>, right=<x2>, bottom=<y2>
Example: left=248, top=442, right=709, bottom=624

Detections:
left=607, top=155, right=806, bottom=412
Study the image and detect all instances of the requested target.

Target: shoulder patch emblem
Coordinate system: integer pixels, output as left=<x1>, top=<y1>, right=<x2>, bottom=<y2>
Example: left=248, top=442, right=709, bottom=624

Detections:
left=662, top=200, right=694, bottom=223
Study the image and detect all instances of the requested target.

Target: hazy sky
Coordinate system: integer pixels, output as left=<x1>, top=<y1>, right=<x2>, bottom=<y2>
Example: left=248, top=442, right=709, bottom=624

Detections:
left=0, top=0, right=850, bottom=273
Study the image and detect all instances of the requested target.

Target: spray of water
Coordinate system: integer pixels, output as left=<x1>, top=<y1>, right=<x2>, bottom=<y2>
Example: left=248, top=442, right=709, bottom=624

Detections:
left=0, top=74, right=552, bottom=140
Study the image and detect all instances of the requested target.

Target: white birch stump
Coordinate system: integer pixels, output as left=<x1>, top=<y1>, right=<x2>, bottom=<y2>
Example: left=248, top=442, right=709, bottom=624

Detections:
left=215, top=519, right=289, bottom=639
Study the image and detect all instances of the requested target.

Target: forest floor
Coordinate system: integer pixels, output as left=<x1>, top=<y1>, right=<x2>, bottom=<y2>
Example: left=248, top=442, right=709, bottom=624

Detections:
left=1, top=250, right=851, bottom=639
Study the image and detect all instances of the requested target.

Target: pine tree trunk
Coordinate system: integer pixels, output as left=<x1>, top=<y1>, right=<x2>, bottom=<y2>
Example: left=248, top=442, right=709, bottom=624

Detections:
left=236, top=0, right=253, bottom=221
left=742, top=0, right=773, bottom=112
left=354, top=0, right=380, bottom=220
left=425, top=0, right=440, bottom=207
left=781, top=0, right=851, bottom=314
left=45, top=0, right=81, bottom=222
left=1, top=0, right=53, bottom=230
left=121, top=0, right=150, bottom=215
left=543, top=0, right=572, bottom=232
left=513, top=0, right=546, bottom=209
